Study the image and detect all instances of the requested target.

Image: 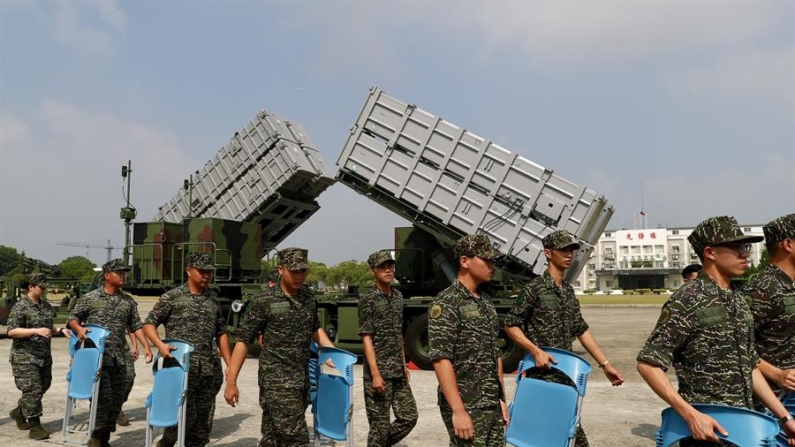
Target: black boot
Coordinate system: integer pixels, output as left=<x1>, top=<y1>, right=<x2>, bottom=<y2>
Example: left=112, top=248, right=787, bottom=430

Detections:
left=27, top=417, right=49, bottom=440
left=9, top=407, right=30, bottom=430
left=100, top=429, right=112, bottom=447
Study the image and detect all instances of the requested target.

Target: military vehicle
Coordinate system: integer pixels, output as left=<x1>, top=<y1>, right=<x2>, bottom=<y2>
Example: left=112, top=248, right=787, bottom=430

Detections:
left=115, top=87, right=613, bottom=372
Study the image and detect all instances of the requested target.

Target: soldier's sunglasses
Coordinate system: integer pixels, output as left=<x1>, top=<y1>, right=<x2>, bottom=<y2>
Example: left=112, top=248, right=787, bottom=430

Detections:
left=713, top=243, right=752, bottom=256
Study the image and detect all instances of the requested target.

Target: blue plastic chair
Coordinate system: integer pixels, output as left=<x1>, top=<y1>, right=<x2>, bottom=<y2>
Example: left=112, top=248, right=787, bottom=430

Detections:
left=145, top=340, right=194, bottom=447
left=656, top=404, right=779, bottom=447
left=505, top=347, right=592, bottom=447
left=61, top=324, right=111, bottom=446
left=312, top=346, right=357, bottom=447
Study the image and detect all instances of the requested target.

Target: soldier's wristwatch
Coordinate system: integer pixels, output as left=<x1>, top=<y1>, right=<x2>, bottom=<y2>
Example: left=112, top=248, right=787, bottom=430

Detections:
left=781, top=413, right=795, bottom=427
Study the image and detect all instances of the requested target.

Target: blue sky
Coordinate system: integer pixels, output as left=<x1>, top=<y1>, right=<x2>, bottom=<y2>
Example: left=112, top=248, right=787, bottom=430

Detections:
left=1, top=1, right=793, bottom=267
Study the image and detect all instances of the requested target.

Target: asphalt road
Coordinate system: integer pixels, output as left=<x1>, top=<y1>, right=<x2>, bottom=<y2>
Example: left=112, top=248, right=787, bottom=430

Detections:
left=0, top=304, right=673, bottom=446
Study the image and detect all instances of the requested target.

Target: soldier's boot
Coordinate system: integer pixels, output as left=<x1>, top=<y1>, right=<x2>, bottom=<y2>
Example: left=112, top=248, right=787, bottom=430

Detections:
left=155, top=438, right=175, bottom=447
left=9, top=407, right=30, bottom=430
left=116, top=410, right=130, bottom=426
left=27, top=417, right=49, bottom=440
left=100, top=430, right=111, bottom=447
left=87, top=431, right=103, bottom=447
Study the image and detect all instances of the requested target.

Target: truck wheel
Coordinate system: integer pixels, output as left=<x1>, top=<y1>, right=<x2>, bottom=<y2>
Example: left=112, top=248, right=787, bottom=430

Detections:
left=498, top=316, right=525, bottom=373
left=405, top=314, right=433, bottom=370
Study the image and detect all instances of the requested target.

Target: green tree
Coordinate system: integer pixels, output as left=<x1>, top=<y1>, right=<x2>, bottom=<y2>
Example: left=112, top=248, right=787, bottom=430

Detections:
left=328, top=260, right=371, bottom=289
left=744, top=247, right=770, bottom=279
left=0, top=245, right=21, bottom=277
left=306, top=261, right=328, bottom=289
left=58, top=256, right=96, bottom=282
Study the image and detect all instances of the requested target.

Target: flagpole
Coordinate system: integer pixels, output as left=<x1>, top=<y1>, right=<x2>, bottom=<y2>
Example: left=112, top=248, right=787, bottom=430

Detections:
left=641, top=180, right=645, bottom=229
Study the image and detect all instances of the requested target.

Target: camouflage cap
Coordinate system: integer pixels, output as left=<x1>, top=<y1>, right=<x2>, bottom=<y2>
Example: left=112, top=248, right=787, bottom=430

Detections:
left=102, top=258, right=131, bottom=273
left=453, top=234, right=503, bottom=260
left=186, top=253, right=216, bottom=270
left=26, top=272, right=51, bottom=288
left=763, top=213, right=795, bottom=244
left=367, top=250, right=395, bottom=268
left=688, top=215, right=764, bottom=254
left=278, top=247, right=309, bottom=270
left=542, top=230, right=581, bottom=250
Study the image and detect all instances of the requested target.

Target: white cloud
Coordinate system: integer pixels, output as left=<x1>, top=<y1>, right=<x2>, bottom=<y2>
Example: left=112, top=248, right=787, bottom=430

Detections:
left=0, top=112, right=31, bottom=146
left=659, top=44, right=795, bottom=102
left=0, top=100, right=197, bottom=265
left=50, top=0, right=126, bottom=53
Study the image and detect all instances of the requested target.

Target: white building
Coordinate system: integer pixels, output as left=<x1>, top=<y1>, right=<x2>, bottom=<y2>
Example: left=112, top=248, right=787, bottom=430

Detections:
left=571, top=224, right=766, bottom=293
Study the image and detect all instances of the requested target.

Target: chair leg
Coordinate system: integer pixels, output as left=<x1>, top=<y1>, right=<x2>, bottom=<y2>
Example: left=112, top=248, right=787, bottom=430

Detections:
left=62, top=397, right=73, bottom=443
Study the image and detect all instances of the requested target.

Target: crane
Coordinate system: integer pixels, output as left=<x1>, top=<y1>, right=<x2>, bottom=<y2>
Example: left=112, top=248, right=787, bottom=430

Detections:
left=56, top=240, right=121, bottom=263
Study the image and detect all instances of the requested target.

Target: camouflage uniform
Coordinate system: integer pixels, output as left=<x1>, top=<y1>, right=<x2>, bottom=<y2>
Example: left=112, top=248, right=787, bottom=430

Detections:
left=746, top=214, right=795, bottom=407
left=429, top=234, right=506, bottom=447
left=7, top=274, right=55, bottom=420
left=145, top=276, right=226, bottom=447
left=67, top=260, right=142, bottom=437
left=504, top=267, right=590, bottom=445
left=235, top=247, right=319, bottom=447
left=358, top=250, right=417, bottom=447
left=637, top=216, right=763, bottom=447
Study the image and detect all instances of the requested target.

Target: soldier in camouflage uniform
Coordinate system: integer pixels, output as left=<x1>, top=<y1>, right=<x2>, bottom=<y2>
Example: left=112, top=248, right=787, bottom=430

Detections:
left=116, top=331, right=138, bottom=427
left=7, top=273, right=72, bottom=440
left=143, top=253, right=232, bottom=447
left=504, top=230, right=624, bottom=447
left=224, top=247, right=336, bottom=447
left=359, top=250, right=418, bottom=447
left=67, top=259, right=153, bottom=447
left=636, top=216, right=795, bottom=446
left=428, top=234, right=509, bottom=447
left=746, top=214, right=795, bottom=408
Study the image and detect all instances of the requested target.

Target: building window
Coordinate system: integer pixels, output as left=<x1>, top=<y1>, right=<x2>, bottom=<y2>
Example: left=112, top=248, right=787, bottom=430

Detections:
left=588, top=264, right=596, bottom=271
left=744, top=227, right=751, bottom=232
left=605, top=232, right=612, bottom=237
left=620, top=247, right=629, bottom=255
left=655, top=245, right=664, bottom=253
left=672, top=245, right=680, bottom=253
left=672, top=230, right=679, bottom=235
left=606, top=280, right=613, bottom=288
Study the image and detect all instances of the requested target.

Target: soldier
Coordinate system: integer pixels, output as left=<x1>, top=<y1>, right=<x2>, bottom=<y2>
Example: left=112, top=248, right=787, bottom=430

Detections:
left=143, top=253, right=232, bottom=447
left=428, top=234, right=509, bottom=446
left=116, top=330, right=138, bottom=427
left=359, top=250, right=418, bottom=447
left=636, top=216, right=795, bottom=446
left=7, top=273, right=72, bottom=440
left=67, top=259, right=152, bottom=447
left=224, top=247, right=336, bottom=447
left=681, top=264, right=702, bottom=284
left=504, top=230, right=624, bottom=447
left=746, top=214, right=795, bottom=404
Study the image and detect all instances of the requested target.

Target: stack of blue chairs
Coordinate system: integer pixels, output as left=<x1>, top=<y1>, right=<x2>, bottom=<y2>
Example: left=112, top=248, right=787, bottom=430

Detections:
left=310, top=346, right=357, bottom=447
left=61, top=324, right=111, bottom=446
left=144, top=340, right=194, bottom=447
left=656, top=403, right=779, bottom=447
left=505, top=347, right=592, bottom=447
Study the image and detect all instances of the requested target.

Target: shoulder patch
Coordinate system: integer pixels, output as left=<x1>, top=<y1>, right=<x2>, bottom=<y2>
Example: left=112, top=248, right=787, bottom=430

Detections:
left=429, top=304, right=443, bottom=319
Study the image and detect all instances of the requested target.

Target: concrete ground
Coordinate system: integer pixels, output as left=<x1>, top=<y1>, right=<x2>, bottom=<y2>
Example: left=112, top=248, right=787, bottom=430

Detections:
left=0, top=302, right=674, bottom=446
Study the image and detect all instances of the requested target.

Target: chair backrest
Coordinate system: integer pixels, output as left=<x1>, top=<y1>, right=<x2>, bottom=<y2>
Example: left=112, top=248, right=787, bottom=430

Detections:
left=315, top=347, right=357, bottom=441
left=146, top=340, right=194, bottom=429
left=67, top=324, right=111, bottom=357
left=656, top=404, right=779, bottom=447
left=506, top=378, right=580, bottom=447
left=516, top=347, right=592, bottom=396
left=66, top=348, right=102, bottom=399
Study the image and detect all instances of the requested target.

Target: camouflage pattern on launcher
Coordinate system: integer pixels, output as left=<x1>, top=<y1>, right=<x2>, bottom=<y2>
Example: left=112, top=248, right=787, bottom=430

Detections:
left=687, top=215, right=764, bottom=254
left=542, top=230, right=582, bottom=250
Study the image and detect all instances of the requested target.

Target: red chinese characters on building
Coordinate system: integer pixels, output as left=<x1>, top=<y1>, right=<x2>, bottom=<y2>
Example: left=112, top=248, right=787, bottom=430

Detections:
left=638, top=232, right=645, bottom=240
left=626, top=233, right=633, bottom=240
left=650, top=232, right=657, bottom=239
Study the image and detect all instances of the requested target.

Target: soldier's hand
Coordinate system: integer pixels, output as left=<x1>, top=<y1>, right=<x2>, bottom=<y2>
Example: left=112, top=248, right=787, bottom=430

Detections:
left=452, top=408, right=474, bottom=440
left=224, top=384, right=239, bottom=407
left=533, top=349, right=556, bottom=369
left=77, top=327, right=89, bottom=341
left=130, top=348, right=140, bottom=361
left=159, top=344, right=176, bottom=359
left=143, top=349, right=153, bottom=364
left=324, top=358, right=336, bottom=369
left=500, top=399, right=510, bottom=426
left=783, top=419, right=795, bottom=446
left=777, top=368, right=795, bottom=391
left=603, top=364, right=624, bottom=386
left=404, top=365, right=411, bottom=383
left=34, top=328, right=53, bottom=338
left=372, top=374, right=386, bottom=393
left=685, top=411, right=727, bottom=442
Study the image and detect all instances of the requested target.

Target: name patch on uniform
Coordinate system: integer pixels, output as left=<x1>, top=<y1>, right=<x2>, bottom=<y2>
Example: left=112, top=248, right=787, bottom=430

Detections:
left=269, top=301, right=290, bottom=309
left=695, top=306, right=727, bottom=327
left=459, top=304, right=479, bottom=319
left=782, top=295, right=795, bottom=314
left=90, top=301, right=108, bottom=309
left=429, top=304, right=443, bottom=319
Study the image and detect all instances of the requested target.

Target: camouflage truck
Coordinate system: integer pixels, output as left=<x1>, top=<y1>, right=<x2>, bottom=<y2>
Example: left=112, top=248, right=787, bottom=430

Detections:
left=112, top=87, right=614, bottom=372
